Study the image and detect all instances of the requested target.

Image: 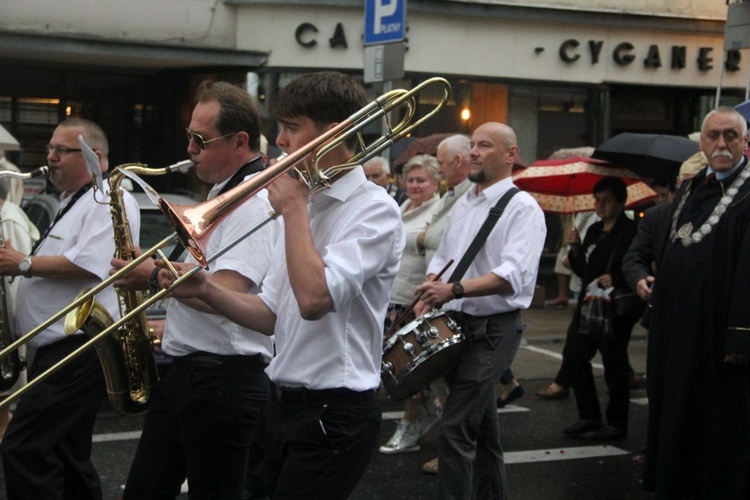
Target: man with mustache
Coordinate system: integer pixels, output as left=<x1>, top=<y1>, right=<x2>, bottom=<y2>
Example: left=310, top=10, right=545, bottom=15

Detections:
left=643, top=106, right=750, bottom=498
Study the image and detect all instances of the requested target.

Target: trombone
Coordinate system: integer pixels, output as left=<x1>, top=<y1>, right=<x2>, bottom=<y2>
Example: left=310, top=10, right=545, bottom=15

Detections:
left=0, top=77, right=451, bottom=410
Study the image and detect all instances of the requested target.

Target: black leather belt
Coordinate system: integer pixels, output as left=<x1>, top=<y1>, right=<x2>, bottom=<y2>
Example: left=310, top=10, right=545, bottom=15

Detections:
left=173, top=351, right=266, bottom=369
left=275, top=386, right=375, bottom=404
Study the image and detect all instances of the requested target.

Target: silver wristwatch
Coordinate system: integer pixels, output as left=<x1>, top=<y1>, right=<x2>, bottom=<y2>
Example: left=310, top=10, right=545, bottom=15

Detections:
left=19, top=256, right=32, bottom=278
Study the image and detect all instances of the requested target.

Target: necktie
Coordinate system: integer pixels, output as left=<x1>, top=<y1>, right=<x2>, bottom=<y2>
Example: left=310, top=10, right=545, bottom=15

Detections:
left=701, top=173, right=716, bottom=186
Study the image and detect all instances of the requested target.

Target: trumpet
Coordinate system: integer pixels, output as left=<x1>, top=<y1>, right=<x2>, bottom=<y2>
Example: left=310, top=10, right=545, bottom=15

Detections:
left=0, top=77, right=451, bottom=410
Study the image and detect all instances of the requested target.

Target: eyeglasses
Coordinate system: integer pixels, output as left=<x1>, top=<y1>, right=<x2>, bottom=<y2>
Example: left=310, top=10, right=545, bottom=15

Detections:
left=185, top=128, right=237, bottom=150
left=47, top=145, right=82, bottom=155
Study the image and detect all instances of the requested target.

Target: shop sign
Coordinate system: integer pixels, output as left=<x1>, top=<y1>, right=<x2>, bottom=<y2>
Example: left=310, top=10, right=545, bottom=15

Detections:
left=558, top=39, right=742, bottom=72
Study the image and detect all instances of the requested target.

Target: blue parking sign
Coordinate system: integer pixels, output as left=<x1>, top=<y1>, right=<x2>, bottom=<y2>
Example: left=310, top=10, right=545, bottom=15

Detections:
left=364, top=0, right=406, bottom=45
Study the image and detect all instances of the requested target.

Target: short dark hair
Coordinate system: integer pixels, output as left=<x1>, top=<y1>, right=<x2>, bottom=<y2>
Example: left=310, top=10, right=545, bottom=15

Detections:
left=274, top=72, right=368, bottom=127
left=195, top=81, right=262, bottom=152
left=593, top=176, right=627, bottom=203
left=58, top=117, right=109, bottom=159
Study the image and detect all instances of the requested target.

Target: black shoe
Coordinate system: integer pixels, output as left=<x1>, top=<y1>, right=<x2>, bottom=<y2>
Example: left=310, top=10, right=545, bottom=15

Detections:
left=562, top=419, right=602, bottom=437
left=595, top=424, right=627, bottom=440
left=497, top=385, right=525, bottom=408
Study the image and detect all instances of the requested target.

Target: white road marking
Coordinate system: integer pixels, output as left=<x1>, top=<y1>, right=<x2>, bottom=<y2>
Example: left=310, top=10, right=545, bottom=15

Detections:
left=92, top=431, right=141, bottom=443
left=505, top=445, right=630, bottom=464
left=522, top=344, right=604, bottom=370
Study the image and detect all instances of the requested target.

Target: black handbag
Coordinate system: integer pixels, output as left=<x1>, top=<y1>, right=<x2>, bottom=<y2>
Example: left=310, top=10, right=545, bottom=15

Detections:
left=612, top=289, right=646, bottom=318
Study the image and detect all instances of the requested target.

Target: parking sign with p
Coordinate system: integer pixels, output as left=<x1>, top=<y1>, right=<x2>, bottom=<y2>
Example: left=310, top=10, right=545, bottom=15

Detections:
left=364, top=0, right=406, bottom=45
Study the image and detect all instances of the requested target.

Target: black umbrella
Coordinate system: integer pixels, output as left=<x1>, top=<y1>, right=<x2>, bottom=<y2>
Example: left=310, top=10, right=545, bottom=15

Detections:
left=592, top=133, right=699, bottom=183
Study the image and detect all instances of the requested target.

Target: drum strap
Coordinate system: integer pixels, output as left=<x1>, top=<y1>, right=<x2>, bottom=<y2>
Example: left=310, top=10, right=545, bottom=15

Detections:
left=447, top=187, right=519, bottom=283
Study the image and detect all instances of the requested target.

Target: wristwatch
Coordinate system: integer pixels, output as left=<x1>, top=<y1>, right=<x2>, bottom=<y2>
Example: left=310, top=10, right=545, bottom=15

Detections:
left=19, top=256, right=32, bottom=278
left=451, top=281, right=464, bottom=299
left=148, top=267, right=161, bottom=294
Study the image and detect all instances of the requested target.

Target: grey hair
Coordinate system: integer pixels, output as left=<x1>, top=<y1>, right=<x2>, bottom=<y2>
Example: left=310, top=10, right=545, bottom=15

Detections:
left=701, top=106, right=748, bottom=136
left=363, top=156, right=391, bottom=175
left=438, top=134, right=470, bottom=159
left=403, top=154, right=440, bottom=182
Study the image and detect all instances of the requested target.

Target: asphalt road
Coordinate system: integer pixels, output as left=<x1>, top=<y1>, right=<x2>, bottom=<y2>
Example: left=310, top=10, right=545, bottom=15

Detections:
left=0, top=305, right=655, bottom=499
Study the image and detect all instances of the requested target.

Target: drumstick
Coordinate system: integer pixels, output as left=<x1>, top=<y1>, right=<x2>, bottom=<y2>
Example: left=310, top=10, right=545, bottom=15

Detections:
left=384, top=259, right=455, bottom=340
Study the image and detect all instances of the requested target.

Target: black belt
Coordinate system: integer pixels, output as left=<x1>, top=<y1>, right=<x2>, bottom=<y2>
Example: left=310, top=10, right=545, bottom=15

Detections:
left=274, top=386, right=375, bottom=405
left=172, top=351, right=267, bottom=369
left=36, top=333, right=89, bottom=354
left=460, top=309, right=519, bottom=321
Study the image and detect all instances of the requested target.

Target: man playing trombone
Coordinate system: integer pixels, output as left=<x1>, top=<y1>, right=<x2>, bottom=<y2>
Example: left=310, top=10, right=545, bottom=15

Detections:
left=0, top=118, right=140, bottom=500
left=111, top=81, right=281, bottom=500
left=157, top=71, right=405, bottom=499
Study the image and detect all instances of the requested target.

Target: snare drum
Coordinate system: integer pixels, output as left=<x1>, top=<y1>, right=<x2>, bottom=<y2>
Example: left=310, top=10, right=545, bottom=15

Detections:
left=381, top=310, right=465, bottom=400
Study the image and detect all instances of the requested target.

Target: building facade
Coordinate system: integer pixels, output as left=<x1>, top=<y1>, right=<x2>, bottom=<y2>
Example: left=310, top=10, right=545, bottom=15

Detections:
left=0, top=0, right=745, bottom=180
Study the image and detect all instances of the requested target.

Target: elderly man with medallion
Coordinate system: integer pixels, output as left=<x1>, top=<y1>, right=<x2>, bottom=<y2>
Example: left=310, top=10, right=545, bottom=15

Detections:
left=644, top=106, right=750, bottom=499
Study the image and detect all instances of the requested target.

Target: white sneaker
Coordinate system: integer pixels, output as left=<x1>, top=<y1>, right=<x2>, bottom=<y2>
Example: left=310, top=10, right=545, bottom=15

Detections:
left=379, top=419, right=421, bottom=454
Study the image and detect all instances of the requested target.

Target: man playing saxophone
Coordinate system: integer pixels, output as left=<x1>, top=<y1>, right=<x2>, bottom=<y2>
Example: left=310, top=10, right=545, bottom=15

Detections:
left=0, top=117, right=140, bottom=500
left=112, top=81, right=281, bottom=500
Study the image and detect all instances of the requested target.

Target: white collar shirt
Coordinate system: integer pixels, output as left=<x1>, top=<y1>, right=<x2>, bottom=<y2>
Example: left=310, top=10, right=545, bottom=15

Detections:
left=423, top=178, right=473, bottom=266
left=17, top=188, right=141, bottom=348
left=162, top=172, right=280, bottom=360
left=261, top=167, right=404, bottom=391
left=427, top=177, right=546, bottom=316
left=389, top=195, right=439, bottom=305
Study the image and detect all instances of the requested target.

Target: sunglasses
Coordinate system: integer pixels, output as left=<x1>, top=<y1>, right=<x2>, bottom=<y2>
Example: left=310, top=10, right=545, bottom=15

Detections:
left=185, top=128, right=237, bottom=150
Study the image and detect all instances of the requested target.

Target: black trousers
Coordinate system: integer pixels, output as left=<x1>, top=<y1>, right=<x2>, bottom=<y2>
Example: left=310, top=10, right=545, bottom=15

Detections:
left=564, top=311, right=638, bottom=428
left=260, top=387, right=381, bottom=500
left=1, top=335, right=106, bottom=500
left=123, top=351, right=270, bottom=500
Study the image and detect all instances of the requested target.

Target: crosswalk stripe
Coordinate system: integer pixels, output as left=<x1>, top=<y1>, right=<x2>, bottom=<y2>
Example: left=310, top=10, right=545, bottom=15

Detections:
left=522, top=344, right=604, bottom=370
left=505, top=445, right=630, bottom=464
left=92, top=431, right=141, bottom=443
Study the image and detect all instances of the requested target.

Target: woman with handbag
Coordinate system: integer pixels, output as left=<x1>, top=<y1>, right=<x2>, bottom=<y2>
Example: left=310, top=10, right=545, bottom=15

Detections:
left=560, top=176, right=642, bottom=439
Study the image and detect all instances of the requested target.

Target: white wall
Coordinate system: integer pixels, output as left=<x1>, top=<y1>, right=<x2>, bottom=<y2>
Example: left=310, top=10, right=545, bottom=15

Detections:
left=450, top=0, right=727, bottom=20
left=237, top=4, right=746, bottom=90
left=0, top=0, right=238, bottom=48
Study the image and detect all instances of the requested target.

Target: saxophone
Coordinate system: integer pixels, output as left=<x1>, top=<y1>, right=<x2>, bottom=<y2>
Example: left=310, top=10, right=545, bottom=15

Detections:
left=64, top=160, right=194, bottom=416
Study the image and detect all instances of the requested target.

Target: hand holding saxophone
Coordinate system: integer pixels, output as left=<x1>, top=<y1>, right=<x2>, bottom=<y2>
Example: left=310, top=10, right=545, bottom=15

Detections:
left=0, top=240, right=27, bottom=277
left=110, top=246, right=155, bottom=291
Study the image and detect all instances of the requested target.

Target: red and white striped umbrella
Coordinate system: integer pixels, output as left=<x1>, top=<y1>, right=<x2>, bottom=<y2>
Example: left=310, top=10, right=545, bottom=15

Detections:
left=512, top=157, right=657, bottom=214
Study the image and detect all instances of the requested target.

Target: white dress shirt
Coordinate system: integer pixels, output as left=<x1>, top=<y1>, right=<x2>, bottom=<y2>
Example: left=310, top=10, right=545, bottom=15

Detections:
left=17, top=188, right=140, bottom=348
left=389, top=195, right=439, bottom=306
left=261, top=167, right=404, bottom=391
left=427, top=177, right=546, bottom=316
left=423, top=178, right=473, bottom=266
left=162, top=173, right=280, bottom=361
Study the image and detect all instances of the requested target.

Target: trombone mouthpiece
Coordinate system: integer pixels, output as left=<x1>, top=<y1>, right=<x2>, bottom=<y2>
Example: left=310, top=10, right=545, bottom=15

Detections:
left=166, top=160, right=195, bottom=174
